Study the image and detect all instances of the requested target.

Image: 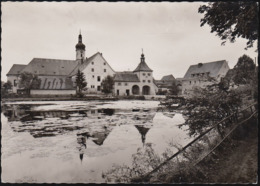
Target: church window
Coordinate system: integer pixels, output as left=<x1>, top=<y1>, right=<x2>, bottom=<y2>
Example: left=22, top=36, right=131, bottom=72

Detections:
left=97, top=86, right=101, bottom=91
left=125, top=83, right=128, bottom=86
left=148, top=73, right=150, bottom=76
left=92, top=62, right=94, bottom=65
left=118, top=82, right=121, bottom=86
left=97, top=76, right=101, bottom=82
left=92, top=68, right=94, bottom=72
left=104, top=62, right=106, bottom=65
left=148, top=80, right=151, bottom=83
left=190, top=81, right=191, bottom=84
left=143, top=73, right=146, bottom=76
left=104, top=69, right=106, bottom=72
left=143, top=80, right=146, bottom=83
left=14, top=80, right=17, bottom=87
left=92, top=75, right=95, bottom=78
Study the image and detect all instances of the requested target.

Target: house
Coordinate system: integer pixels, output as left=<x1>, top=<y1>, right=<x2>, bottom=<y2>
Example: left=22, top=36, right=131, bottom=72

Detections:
left=179, top=60, right=230, bottom=95
left=6, top=64, right=27, bottom=93
left=155, top=74, right=176, bottom=94
left=113, top=52, right=158, bottom=96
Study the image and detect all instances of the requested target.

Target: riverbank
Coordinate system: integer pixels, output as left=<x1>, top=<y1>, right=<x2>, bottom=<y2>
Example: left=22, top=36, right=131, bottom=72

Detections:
left=152, top=116, right=258, bottom=183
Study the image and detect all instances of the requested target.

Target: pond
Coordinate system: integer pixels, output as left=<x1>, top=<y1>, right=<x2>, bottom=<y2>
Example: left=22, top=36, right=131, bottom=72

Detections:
left=1, top=100, right=192, bottom=183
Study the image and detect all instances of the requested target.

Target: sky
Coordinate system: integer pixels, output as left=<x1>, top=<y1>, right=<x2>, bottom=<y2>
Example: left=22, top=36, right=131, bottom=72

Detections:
left=1, top=2, right=258, bottom=82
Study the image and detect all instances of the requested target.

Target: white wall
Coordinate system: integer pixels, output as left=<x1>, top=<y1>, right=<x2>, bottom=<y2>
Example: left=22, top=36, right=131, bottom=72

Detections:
left=7, top=75, right=19, bottom=93
left=31, top=89, right=76, bottom=95
left=80, top=53, right=115, bottom=93
left=114, top=81, right=157, bottom=96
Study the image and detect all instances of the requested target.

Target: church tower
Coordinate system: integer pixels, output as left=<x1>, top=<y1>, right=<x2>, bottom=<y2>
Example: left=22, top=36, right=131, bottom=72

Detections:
left=75, top=31, right=86, bottom=60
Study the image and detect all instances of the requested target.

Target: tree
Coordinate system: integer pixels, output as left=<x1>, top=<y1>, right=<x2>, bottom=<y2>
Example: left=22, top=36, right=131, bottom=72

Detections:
left=101, top=75, right=114, bottom=94
left=181, top=81, right=242, bottom=137
left=19, top=72, right=41, bottom=95
left=232, top=54, right=256, bottom=85
left=1, top=81, right=13, bottom=97
left=75, top=69, right=87, bottom=96
left=169, top=82, right=178, bottom=95
left=199, top=2, right=258, bottom=49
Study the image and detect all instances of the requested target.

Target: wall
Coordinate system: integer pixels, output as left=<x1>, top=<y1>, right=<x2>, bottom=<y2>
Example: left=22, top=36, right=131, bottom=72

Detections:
left=114, top=81, right=157, bottom=96
left=81, top=53, right=116, bottom=93
left=7, top=75, right=19, bottom=93
left=31, top=89, right=76, bottom=95
left=39, top=76, right=72, bottom=89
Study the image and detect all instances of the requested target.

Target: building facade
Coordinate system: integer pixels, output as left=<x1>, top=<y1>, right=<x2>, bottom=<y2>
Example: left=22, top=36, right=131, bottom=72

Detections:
left=113, top=53, right=158, bottom=96
left=6, top=33, right=158, bottom=96
left=179, top=60, right=230, bottom=95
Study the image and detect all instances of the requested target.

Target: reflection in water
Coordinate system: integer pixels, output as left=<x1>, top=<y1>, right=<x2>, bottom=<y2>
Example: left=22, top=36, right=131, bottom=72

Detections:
left=135, top=125, right=150, bottom=146
left=1, top=101, right=191, bottom=183
left=77, top=136, right=87, bottom=163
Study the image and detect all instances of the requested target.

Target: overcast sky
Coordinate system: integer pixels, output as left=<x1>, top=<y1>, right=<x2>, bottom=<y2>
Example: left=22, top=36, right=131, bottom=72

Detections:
left=1, top=2, right=258, bottom=82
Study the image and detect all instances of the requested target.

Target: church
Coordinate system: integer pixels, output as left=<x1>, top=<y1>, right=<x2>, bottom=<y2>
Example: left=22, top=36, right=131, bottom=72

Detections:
left=6, top=33, right=158, bottom=96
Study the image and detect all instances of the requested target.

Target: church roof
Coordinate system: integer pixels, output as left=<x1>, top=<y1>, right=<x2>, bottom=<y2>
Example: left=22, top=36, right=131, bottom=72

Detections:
left=184, top=60, right=229, bottom=79
left=21, top=58, right=78, bottom=76
left=133, top=61, right=153, bottom=72
left=114, top=72, right=140, bottom=82
left=133, top=53, right=153, bottom=72
left=7, top=64, right=27, bottom=76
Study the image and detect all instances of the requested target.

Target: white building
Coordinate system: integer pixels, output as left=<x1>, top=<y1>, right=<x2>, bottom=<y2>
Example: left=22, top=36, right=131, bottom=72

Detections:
left=6, top=33, right=158, bottom=96
left=113, top=52, right=158, bottom=96
left=179, top=60, right=230, bottom=95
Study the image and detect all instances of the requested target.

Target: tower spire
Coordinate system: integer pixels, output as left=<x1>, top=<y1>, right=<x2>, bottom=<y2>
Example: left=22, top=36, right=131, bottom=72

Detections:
left=141, top=48, right=145, bottom=63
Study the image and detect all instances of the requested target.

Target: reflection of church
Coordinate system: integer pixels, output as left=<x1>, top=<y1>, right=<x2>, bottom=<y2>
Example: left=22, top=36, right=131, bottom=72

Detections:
left=135, top=125, right=150, bottom=146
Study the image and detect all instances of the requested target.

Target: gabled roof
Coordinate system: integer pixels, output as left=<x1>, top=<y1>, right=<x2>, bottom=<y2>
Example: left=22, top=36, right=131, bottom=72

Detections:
left=21, top=58, right=77, bottom=76
left=133, top=61, right=153, bottom=72
left=7, top=64, right=27, bottom=75
left=184, top=60, right=229, bottom=79
left=114, top=72, right=140, bottom=82
left=161, top=74, right=175, bottom=81
left=69, top=52, right=115, bottom=77
left=69, top=52, right=99, bottom=76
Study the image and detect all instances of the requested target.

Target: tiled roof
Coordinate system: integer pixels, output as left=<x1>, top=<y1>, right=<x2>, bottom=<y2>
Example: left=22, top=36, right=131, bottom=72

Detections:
left=7, top=64, right=27, bottom=75
left=161, top=74, right=175, bottom=81
left=133, top=61, right=153, bottom=72
left=184, top=60, right=229, bottom=79
left=114, top=72, right=140, bottom=82
left=21, top=58, right=78, bottom=76
left=69, top=52, right=100, bottom=76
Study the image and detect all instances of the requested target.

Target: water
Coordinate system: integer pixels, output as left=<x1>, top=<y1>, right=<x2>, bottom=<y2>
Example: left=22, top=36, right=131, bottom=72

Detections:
left=1, top=100, right=192, bottom=183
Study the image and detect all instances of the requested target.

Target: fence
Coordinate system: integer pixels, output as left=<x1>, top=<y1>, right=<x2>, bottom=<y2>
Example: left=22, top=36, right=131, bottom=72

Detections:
left=131, top=102, right=258, bottom=182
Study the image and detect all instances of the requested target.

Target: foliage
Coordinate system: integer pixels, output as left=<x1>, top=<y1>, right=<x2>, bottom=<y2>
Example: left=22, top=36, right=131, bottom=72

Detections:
left=19, top=72, right=41, bottom=95
left=232, top=54, right=256, bottom=85
left=199, top=2, right=258, bottom=49
left=75, top=69, right=87, bottom=96
left=1, top=81, right=13, bottom=97
left=101, top=75, right=114, bottom=94
left=169, top=82, right=178, bottom=95
left=182, top=82, right=242, bottom=137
